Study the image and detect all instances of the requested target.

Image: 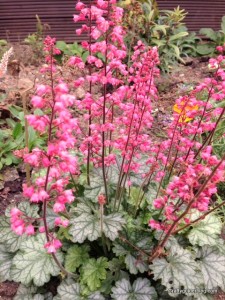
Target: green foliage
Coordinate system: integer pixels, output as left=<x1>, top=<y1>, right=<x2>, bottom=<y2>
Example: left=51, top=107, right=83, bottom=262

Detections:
left=55, top=41, right=89, bottom=63
left=121, top=1, right=199, bottom=72
left=0, top=105, right=44, bottom=169
left=197, top=16, right=225, bottom=55
left=24, top=15, right=49, bottom=62
left=113, top=236, right=150, bottom=274
left=80, top=257, right=109, bottom=291
left=65, top=245, right=90, bottom=272
left=0, top=39, right=9, bottom=59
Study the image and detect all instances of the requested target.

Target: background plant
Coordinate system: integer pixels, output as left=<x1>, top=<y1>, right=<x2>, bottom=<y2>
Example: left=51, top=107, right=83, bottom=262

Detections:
left=24, top=15, right=50, bottom=63
left=120, top=0, right=199, bottom=72
left=197, top=15, right=225, bottom=56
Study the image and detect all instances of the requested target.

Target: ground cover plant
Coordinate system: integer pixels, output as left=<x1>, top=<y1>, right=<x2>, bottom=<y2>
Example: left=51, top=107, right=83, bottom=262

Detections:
left=1, top=0, right=225, bottom=299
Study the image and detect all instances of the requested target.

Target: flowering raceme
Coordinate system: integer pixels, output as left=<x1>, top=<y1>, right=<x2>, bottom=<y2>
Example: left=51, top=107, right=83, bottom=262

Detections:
left=11, top=36, right=80, bottom=254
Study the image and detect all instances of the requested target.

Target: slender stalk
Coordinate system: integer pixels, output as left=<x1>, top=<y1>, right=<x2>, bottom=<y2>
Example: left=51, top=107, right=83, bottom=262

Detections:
left=193, top=106, right=225, bottom=159
left=184, top=68, right=219, bottom=161
left=21, top=86, right=35, bottom=186
left=99, top=204, right=107, bottom=255
left=119, top=235, right=149, bottom=257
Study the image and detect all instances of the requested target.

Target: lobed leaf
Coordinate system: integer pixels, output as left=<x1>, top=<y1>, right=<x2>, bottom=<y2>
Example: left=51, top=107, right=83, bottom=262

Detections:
left=187, top=213, right=222, bottom=247
left=199, top=246, right=225, bottom=290
left=111, top=278, right=157, bottom=300
left=11, top=234, right=63, bottom=286
left=65, top=245, right=90, bottom=272
left=0, top=244, right=14, bottom=281
left=80, top=257, right=108, bottom=292
left=150, top=243, right=203, bottom=295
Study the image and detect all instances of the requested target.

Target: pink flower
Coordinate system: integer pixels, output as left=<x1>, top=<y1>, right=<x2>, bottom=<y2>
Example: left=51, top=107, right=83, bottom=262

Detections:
left=53, top=202, right=65, bottom=213
left=23, top=184, right=35, bottom=198
left=25, top=225, right=35, bottom=235
left=149, top=219, right=162, bottom=230
left=10, top=207, right=22, bottom=217
left=31, top=96, right=45, bottom=108
left=54, top=217, right=69, bottom=227
left=44, top=239, right=62, bottom=253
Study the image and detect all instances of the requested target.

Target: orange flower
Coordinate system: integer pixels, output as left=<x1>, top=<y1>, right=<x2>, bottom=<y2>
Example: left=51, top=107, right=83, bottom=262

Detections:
left=173, top=100, right=198, bottom=123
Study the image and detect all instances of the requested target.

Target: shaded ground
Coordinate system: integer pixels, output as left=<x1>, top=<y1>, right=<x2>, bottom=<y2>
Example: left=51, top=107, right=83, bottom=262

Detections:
left=0, top=52, right=223, bottom=299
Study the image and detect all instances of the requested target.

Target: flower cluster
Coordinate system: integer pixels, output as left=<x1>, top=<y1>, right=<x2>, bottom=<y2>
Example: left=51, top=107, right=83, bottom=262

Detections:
left=10, top=208, right=35, bottom=236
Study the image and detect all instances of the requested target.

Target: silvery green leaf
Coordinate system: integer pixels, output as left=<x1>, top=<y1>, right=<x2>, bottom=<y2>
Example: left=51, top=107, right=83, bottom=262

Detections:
left=69, top=203, right=101, bottom=243
left=88, top=292, right=105, bottom=300
left=150, top=244, right=203, bottom=294
left=13, top=284, right=37, bottom=300
left=44, top=292, right=53, bottom=300
left=57, top=280, right=81, bottom=299
left=33, top=295, right=45, bottom=300
left=69, top=202, right=125, bottom=242
left=83, top=171, right=105, bottom=202
left=18, top=201, right=39, bottom=218
left=113, top=237, right=149, bottom=274
left=125, top=254, right=148, bottom=274
left=111, top=278, right=157, bottom=300
left=0, top=244, right=14, bottom=281
left=188, top=213, right=222, bottom=246
left=5, top=202, right=39, bottom=219
left=103, top=213, right=126, bottom=241
left=11, top=234, right=63, bottom=286
left=199, top=246, right=225, bottom=290
left=112, top=243, right=128, bottom=256
left=0, top=216, right=25, bottom=252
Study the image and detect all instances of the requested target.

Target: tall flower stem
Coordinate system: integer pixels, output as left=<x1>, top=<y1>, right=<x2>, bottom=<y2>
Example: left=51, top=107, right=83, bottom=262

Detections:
left=87, top=8, right=93, bottom=186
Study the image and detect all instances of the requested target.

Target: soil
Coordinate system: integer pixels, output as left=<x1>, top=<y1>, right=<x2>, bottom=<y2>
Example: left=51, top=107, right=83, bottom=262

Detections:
left=0, top=49, right=224, bottom=299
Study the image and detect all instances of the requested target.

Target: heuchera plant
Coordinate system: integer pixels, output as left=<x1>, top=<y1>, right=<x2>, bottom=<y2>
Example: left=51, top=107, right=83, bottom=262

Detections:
left=6, top=0, right=225, bottom=298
